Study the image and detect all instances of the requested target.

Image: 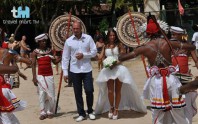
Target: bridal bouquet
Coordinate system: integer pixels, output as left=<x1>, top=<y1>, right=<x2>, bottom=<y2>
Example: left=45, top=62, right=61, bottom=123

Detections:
left=103, top=56, right=117, bottom=68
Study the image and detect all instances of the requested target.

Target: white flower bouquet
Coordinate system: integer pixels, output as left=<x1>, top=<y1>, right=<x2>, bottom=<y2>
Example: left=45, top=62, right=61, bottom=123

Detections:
left=103, top=56, right=117, bottom=68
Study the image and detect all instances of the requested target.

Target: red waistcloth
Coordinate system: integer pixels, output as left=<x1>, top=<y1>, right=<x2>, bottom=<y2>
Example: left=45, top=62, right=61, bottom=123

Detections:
left=159, top=68, right=171, bottom=111
left=0, top=75, right=15, bottom=112
left=37, top=56, right=53, bottom=76
left=172, top=56, right=188, bottom=74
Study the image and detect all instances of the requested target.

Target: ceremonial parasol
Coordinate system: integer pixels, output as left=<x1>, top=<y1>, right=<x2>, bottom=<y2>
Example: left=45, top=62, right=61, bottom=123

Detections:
left=49, top=14, right=86, bottom=51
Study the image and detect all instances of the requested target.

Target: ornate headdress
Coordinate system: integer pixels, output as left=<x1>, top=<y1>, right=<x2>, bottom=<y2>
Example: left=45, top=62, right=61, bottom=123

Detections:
left=170, top=26, right=185, bottom=34
left=35, top=33, right=48, bottom=42
left=140, top=19, right=169, bottom=34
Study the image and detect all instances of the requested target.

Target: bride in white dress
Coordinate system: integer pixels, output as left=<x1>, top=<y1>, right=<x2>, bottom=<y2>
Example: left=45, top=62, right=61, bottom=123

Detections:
left=95, top=28, right=147, bottom=119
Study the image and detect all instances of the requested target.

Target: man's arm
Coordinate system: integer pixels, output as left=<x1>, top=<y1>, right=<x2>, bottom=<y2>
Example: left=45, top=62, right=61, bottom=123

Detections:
left=14, top=54, right=32, bottom=65
left=179, top=78, right=198, bottom=94
left=82, top=36, right=97, bottom=58
left=31, top=51, right=38, bottom=86
left=191, top=33, right=196, bottom=45
left=118, top=46, right=145, bottom=62
left=62, top=41, right=71, bottom=77
left=50, top=51, right=62, bottom=64
left=190, top=50, right=198, bottom=69
left=171, top=41, right=195, bottom=51
left=0, top=65, right=18, bottom=74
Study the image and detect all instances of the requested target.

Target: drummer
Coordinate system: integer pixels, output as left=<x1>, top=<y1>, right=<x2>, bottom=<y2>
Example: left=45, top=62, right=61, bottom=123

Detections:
left=170, top=26, right=198, bottom=124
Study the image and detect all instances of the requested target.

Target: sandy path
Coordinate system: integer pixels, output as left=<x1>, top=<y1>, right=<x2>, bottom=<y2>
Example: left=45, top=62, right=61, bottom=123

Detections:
left=13, top=57, right=198, bottom=124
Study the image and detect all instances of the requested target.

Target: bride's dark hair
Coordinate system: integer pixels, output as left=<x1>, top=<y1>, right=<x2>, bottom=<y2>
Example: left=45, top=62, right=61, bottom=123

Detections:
left=106, top=28, right=119, bottom=45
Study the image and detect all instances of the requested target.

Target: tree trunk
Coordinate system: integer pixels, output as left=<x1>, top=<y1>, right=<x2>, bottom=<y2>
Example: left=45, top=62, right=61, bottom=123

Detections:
left=132, top=0, right=138, bottom=12
left=109, top=0, right=116, bottom=27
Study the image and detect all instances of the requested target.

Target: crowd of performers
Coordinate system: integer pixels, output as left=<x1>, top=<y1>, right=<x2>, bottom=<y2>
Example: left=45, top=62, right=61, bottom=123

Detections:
left=0, top=14, right=198, bottom=124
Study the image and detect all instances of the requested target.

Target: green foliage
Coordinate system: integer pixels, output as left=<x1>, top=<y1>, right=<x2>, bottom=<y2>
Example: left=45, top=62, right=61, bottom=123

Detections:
left=98, top=18, right=109, bottom=34
left=106, top=0, right=112, bottom=4
left=115, top=0, right=125, bottom=9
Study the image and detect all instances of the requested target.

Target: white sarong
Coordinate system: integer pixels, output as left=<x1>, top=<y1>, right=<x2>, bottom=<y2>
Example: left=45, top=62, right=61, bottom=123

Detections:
left=37, top=75, right=56, bottom=115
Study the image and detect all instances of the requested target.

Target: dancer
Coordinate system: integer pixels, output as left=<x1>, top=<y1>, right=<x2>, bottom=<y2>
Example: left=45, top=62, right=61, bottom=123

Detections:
left=0, top=74, right=26, bottom=124
left=118, top=15, right=196, bottom=124
left=170, top=26, right=198, bottom=124
left=0, top=41, right=31, bottom=124
left=95, top=28, right=147, bottom=120
left=62, top=21, right=97, bottom=122
left=31, top=33, right=61, bottom=120
left=0, top=41, right=32, bottom=86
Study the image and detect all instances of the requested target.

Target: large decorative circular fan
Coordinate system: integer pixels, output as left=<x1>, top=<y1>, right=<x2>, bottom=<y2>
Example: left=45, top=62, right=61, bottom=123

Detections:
left=49, top=15, right=86, bottom=51
left=116, top=12, right=147, bottom=47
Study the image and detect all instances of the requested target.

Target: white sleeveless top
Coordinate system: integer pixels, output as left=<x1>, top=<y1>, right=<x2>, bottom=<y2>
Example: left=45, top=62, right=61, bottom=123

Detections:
left=105, top=46, right=119, bottom=60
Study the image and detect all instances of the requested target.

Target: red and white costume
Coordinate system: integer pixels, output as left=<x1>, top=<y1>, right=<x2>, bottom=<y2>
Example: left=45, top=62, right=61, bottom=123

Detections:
left=0, top=75, right=26, bottom=124
left=142, top=20, right=189, bottom=124
left=144, top=66, right=189, bottom=124
left=34, top=48, right=56, bottom=116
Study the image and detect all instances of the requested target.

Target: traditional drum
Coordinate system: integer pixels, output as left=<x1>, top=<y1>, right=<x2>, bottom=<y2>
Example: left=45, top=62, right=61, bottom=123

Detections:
left=172, top=56, right=194, bottom=84
left=116, top=12, right=147, bottom=47
left=172, top=56, right=189, bottom=74
left=49, top=14, right=86, bottom=51
left=175, top=73, right=194, bottom=84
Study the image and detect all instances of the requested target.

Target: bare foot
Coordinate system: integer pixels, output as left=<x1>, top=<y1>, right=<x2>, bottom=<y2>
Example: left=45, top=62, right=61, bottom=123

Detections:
left=47, top=114, right=53, bottom=119
left=39, top=115, right=47, bottom=120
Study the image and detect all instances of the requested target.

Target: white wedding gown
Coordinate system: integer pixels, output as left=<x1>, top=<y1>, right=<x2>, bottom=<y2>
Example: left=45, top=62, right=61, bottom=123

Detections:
left=95, top=46, right=147, bottom=114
